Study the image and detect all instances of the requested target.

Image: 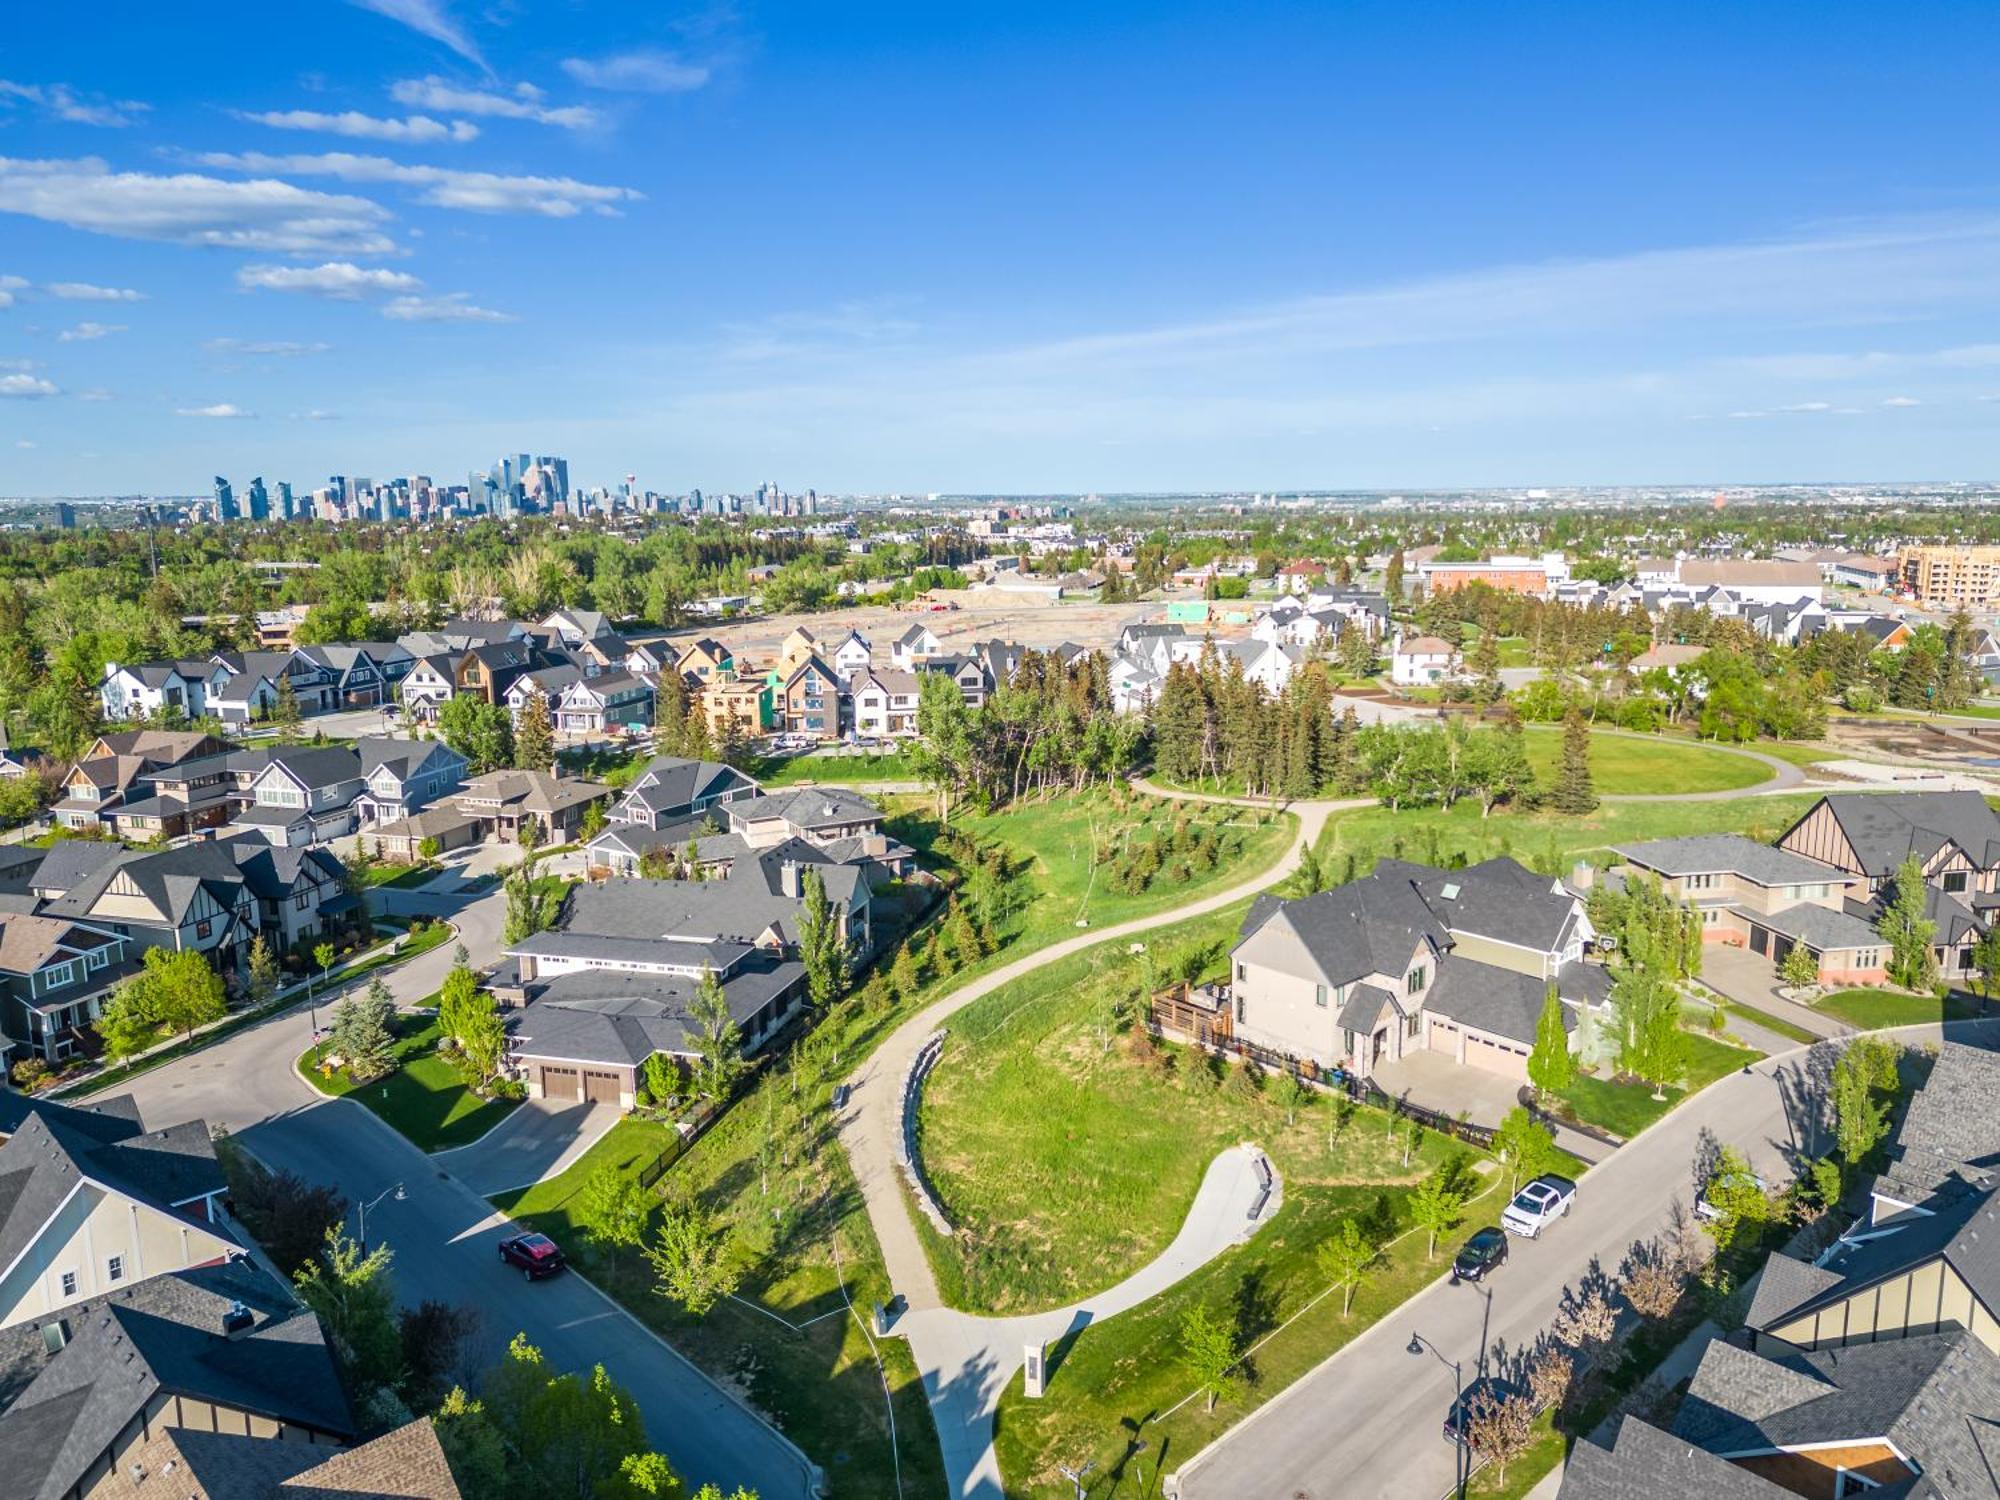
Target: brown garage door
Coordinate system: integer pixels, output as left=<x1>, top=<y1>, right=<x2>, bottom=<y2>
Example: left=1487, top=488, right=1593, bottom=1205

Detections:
left=539, top=1065, right=580, bottom=1101
left=583, top=1069, right=623, bottom=1105
left=1464, top=1034, right=1529, bottom=1082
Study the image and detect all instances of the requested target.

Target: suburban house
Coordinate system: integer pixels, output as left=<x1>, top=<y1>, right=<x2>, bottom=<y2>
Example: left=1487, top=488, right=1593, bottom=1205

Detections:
left=31, top=842, right=260, bottom=972
left=295, top=643, right=412, bottom=709
left=453, top=768, right=611, bottom=845
left=0, top=915, right=137, bottom=1064
left=97, top=661, right=213, bottom=723
left=371, top=803, right=485, bottom=862
left=396, top=653, right=459, bottom=722
left=55, top=732, right=233, bottom=835
left=779, top=654, right=844, bottom=740
left=554, top=669, right=655, bottom=736
left=829, top=629, right=873, bottom=676
left=892, top=622, right=944, bottom=668
left=1390, top=634, right=1458, bottom=686
left=698, top=669, right=774, bottom=741
left=539, top=606, right=620, bottom=651
left=1178, top=856, right=1601, bottom=1084
left=206, top=649, right=328, bottom=726
left=350, top=736, right=468, bottom=828
left=230, top=842, right=352, bottom=952
left=610, top=754, right=760, bottom=831
left=502, top=662, right=584, bottom=727
left=98, top=746, right=239, bottom=844
left=675, top=637, right=734, bottom=684
left=0, top=1097, right=231, bottom=1331
left=0, top=723, right=46, bottom=781
left=1610, top=834, right=1886, bottom=985
left=848, top=666, right=923, bottom=738
left=587, top=783, right=911, bottom=882
left=229, top=745, right=369, bottom=846
left=723, top=787, right=909, bottom=866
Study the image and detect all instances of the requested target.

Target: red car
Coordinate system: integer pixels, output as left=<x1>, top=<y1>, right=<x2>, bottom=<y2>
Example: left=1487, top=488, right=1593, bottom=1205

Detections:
left=498, top=1232, right=566, bottom=1280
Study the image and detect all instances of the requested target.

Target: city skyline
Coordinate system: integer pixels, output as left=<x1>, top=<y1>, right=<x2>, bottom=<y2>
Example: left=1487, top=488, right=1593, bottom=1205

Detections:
left=4, top=2, right=2000, bottom=493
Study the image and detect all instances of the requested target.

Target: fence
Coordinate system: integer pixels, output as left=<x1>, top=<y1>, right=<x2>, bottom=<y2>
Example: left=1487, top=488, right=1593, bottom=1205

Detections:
left=636, top=1100, right=721, bottom=1192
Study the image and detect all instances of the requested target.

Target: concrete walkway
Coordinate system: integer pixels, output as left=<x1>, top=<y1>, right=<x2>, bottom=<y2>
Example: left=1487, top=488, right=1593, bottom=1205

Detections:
left=902, top=1144, right=1279, bottom=1499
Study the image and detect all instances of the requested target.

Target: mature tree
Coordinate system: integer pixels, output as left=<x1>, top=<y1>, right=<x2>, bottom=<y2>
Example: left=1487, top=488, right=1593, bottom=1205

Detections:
left=645, top=1195, right=740, bottom=1316
left=483, top=1333, right=661, bottom=1499
left=579, top=1163, right=649, bottom=1272
left=438, top=696, right=515, bottom=774
left=1878, top=855, right=1939, bottom=992
left=1552, top=1285, right=1617, bottom=1356
left=796, top=867, right=850, bottom=1008
left=228, top=1161, right=349, bottom=1277
left=1337, top=623, right=1376, bottom=679
left=1407, top=1171, right=1465, bottom=1260
left=1492, top=1108, right=1558, bottom=1193
left=1463, top=1388, right=1537, bottom=1485
left=95, top=979, right=157, bottom=1067
left=246, top=934, right=280, bottom=1008
left=330, top=979, right=397, bottom=1080
left=1698, top=1144, right=1771, bottom=1253
left=515, top=686, right=555, bottom=772
left=641, top=1052, right=683, bottom=1110
left=1177, top=1303, right=1242, bottom=1414
left=1832, top=1036, right=1900, bottom=1168
left=687, top=971, right=743, bottom=1102
left=134, top=947, right=228, bottom=1041
left=397, top=1299, right=480, bottom=1413
left=1315, top=1217, right=1380, bottom=1315
left=1549, top=708, right=1597, bottom=814
left=1526, top=985, right=1574, bottom=1103
left=435, top=960, right=485, bottom=1045
left=907, top=669, right=974, bottom=819
left=432, top=1387, right=511, bottom=1497
left=294, top=1230, right=402, bottom=1396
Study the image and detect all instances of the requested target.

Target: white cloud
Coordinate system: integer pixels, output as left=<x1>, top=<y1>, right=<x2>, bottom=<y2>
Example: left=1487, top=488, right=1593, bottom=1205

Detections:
left=203, top=337, right=332, bottom=355
left=13, top=440, right=33, bottom=449
left=389, top=76, right=600, bottom=130
left=0, top=358, right=34, bottom=370
left=0, top=373, right=59, bottom=397
left=237, top=109, right=478, bottom=144
left=75, top=388, right=112, bottom=401
left=237, top=261, right=423, bottom=298
left=298, top=409, right=340, bottom=420
left=1883, top=395, right=1922, bottom=407
left=0, top=156, right=396, bottom=256
left=57, top=321, right=124, bottom=341
left=0, top=79, right=148, bottom=128
left=382, top=292, right=512, bottom=322
left=196, top=150, right=640, bottom=218
left=1727, top=410, right=1769, bottom=420
left=176, top=402, right=254, bottom=418
left=0, top=273, right=22, bottom=309
left=1779, top=401, right=1833, bottom=412
left=346, top=0, right=486, bottom=70
left=560, top=51, right=710, bottom=93
left=47, top=281, right=144, bottom=301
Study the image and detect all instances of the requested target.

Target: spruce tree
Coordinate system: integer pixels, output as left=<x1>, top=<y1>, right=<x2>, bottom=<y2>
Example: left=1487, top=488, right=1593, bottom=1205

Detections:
left=1550, top=708, right=1598, bottom=814
left=1526, top=984, right=1574, bottom=1102
left=515, top=687, right=554, bottom=772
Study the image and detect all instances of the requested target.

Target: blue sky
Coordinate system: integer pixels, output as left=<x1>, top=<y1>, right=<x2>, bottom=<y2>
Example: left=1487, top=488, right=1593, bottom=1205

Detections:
left=3, top=0, right=1999, bottom=494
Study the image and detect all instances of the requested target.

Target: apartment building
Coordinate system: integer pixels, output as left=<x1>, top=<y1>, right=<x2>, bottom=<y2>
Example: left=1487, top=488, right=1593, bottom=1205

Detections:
left=1900, top=543, right=2000, bottom=608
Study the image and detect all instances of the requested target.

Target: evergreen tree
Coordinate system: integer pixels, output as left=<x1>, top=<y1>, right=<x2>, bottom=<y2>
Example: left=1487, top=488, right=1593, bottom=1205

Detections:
left=796, top=867, right=850, bottom=1008
left=1526, top=984, right=1574, bottom=1102
left=514, top=686, right=554, bottom=771
left=1550, top=708, right=1598, bottom=814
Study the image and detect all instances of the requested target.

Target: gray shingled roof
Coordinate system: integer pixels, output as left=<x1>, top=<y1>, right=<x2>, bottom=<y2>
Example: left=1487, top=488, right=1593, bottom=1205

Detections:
left=725, top=786, right=884, bottom=834
left=508, top=955, right=805, bottom=1067
left=1557, top=1415, right=1797, bottom=1499
left=1335, top=982, right=1397, bottom=1032
left=1424, top=958, right=1578, bottom=1046
left=1885, top=1041, right=2000, bottom=1200
left=1813, top=791, right=2000, bottom=876
left=1615, top=833, right=1839, bottom=887
left=1399, top=856, right=1585, bottom=953
left=1237, top=872, right=1448, bottom=990
left=1757, top=900, right=1884, bottom=953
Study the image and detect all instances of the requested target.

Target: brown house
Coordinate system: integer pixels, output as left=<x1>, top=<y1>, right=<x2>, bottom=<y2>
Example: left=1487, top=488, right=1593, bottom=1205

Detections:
left=453, top=769, right=612, bottom=845
left=779, top=654, right=844, bottom=740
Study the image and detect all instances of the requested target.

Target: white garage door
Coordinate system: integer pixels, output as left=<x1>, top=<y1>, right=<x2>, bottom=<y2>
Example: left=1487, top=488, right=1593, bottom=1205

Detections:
left=1463, top=1034, right=1529, bottom=1082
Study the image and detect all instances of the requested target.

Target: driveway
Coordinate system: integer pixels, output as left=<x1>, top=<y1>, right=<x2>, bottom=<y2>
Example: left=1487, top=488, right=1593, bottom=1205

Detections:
left=1370, top=1051, right=1612, bottom=1164
left=1696, top=942, right=1849, bottom=1039
left=439, top=1098, right=623, bottom=1196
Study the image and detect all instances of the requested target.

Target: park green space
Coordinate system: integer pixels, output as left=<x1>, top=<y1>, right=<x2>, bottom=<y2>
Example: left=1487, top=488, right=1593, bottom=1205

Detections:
left=297, top=1011, right=519, bottom=1151
left=1816, top=987, right=1987, bottom=1029
left=1517, top=725, right=1770, bottom=795
left=488, top=788, right=1297, bottom=1500
left=742, top=750, right=921, bottom=786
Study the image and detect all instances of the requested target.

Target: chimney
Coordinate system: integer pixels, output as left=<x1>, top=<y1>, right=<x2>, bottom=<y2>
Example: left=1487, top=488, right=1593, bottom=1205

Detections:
left=1569, top=859, right=1595, bottom=892
left=221, top=1301, right=254, bottom=1339
left=780, top=860, right=800, bottom=899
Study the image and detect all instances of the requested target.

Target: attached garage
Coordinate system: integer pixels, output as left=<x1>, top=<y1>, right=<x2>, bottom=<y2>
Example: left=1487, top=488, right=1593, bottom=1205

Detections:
left=582, top=1068, right=625, bottom=1105
left=538, top=1065, right=581, bottom=1101
left=1463, top=1032, right=1530, bottom=1081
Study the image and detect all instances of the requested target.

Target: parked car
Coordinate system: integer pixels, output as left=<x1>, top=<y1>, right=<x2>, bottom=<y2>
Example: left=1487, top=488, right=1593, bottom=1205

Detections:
left=1501, top=1174, right=1577, bottom=1238
left=1451, top=1226, right=1509, bottom=1284
left=498, top=1232, right=566, bottom=1279
left=1443, top=1376, right=1526, bottom=1445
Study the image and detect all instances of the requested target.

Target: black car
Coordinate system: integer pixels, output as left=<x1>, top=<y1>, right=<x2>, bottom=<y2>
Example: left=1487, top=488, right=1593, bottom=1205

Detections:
left=1443, top=1376, right=1524, bottom=1445
left=498, top=1232, right=566, bottom=1280
left=1451, top=1226, right=1508, bottom=1284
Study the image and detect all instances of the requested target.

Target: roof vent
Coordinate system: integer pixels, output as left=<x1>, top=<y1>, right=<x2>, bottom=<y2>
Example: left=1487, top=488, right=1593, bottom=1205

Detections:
left=221, top=1301, right=254, bottom=1338
left=1440, top=883, right=1461, bottom=900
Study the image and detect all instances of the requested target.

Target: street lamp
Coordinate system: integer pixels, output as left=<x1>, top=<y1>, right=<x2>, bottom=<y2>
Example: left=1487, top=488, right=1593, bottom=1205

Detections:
left=1054, top=1461, right=1094, bottom=1500
left=1408, top=1331, right=1469, bottom=1500
left=356, top=1182, right=405, bottom=1256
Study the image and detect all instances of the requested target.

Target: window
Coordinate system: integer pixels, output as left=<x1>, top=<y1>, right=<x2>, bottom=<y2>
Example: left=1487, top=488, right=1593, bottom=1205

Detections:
left=1406, top=1014, right=1420, bottom=1038
left=1315, top=983, right=1328, bottom=1008
left=41, top=961, right=74, bottom=990
left=1406, top=965, right=1428, bottom=994
left=107, top=1256, right=123, bottom=1282
left=86, top=947, right=107, bottom=971
left=1235, top=994, right=1246, bottom=1023
left=296, top=891, right=310, bottom=910
left=1686, top=872, right=1720, bottom=891
left=195, top=921, right=212, bottom=940
left=1944, top=871, right=1969, bottom=894
left=60, top=1271, right=76, bottom=1299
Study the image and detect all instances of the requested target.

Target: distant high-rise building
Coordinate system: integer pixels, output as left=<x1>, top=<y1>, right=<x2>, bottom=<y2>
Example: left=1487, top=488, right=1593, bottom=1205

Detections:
left=246, top=476, right=270, bottom=522
left=53, top=501, right=75, bottom=530
left=213, top=477, right=237, bottom=522
left=276, top=480, right=294, bottom=520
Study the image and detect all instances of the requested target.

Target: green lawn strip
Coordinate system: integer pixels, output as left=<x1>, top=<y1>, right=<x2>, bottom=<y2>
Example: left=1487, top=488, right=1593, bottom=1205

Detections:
left=1313, top=791, right=1827, bottom=883
left=1516, top=727, right=1769, bottom=795
left=1717, top=998, right=1820, bottom=1046
left=1554, top=1032, right=1761, bottom=1139
left=1464, top=1408, right=1565, bottom=1499
left=59, top=920, right=441, bottom=1099
left=1816, top=987, right=1988, bottom=1028
left=1748, top=739, right=1840, bottom=769
left=990, top=1138, right=1581, bottom=1498
left=356, top=861, right=446, bottom=891
left=744, top=752, right=921, bottom=786
left=295, top=1011, right=519, bottom=1151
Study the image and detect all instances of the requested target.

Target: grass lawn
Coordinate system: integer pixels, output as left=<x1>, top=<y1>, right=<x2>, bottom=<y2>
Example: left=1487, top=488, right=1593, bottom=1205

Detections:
left=1555, top=1030, right=1762, bottom=1139
left=1719, top=998, right=1820, bottom=1046
left=1751, top=739, right=1841, bottom=769
left=296, top=1013, right=519, bottom=1151
left=355, top=861, right=444, bottom=891
left=989, top=1105, right=1579, bottom=1498
left=1314, top=790, right=1827, bottom=885
left=743, top=751, right=920, bottom=786
left=1517, top=727, right=1771, bottom=795
left=1817, top=987, right=1989, bottom=1029
left=1465, top=1409, right=1566, bottom=1499
left=484, top=788, right=1296, bottom=1500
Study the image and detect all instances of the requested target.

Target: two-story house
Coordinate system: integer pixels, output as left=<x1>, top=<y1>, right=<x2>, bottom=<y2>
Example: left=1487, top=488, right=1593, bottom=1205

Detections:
left=555, top=669, right=655, bottom=736
left=891, top=622, right=944, bottom=668
left=33, top=842, right=259, bottom=973
left=829, top=629, right=873, bottom=676
left=1204, top=856, right=1600, bottom=1083
left=52, top=731, right=232, bottom=833
left=230, top=745, right=368, bottom=846
left=204, top=649, right=325, bottom=726
left=675, top=637, right=734, bottom=686
left=846, top=667, right=923, bottom=739
left=586, top=781, right=912, bottom=881
left=295, top=643, right=413, bottom=708
left=610, top=754, right=760, bottom=831
left=396, top=652, right=459, bottom=723
left=503, top=663, right=584, bottom=728
left=350, top=736, right=468, bottom=828
left=538, top=607, right=619, bottom=652
left=698, top=668, right=774, bottom=741
left=230, top=842, right=351, bottom=953
left=97, top=661, right=212, bottom=723
left=0, top=914, right=136, bottom=1064
left=779, top=654, right=844, bottom=740
left=453, top=768, right=612, bottom=845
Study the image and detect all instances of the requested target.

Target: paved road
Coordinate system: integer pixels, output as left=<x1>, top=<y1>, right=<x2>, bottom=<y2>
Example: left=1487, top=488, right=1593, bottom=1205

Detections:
left=103, top=877, right=820, bottom=1500
left=438, top=1097, right=622, bottom=1196
left=1169, top=1019, right=2000, bottom=1500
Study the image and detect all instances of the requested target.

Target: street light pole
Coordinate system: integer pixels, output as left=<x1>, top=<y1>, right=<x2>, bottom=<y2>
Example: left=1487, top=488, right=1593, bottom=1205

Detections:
left=1055, top=1461, right=1095, bottom=1500
left=1409, top=1331, right=1469, bottom=1500
left=355, top=1182, right=405, bottom=1256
